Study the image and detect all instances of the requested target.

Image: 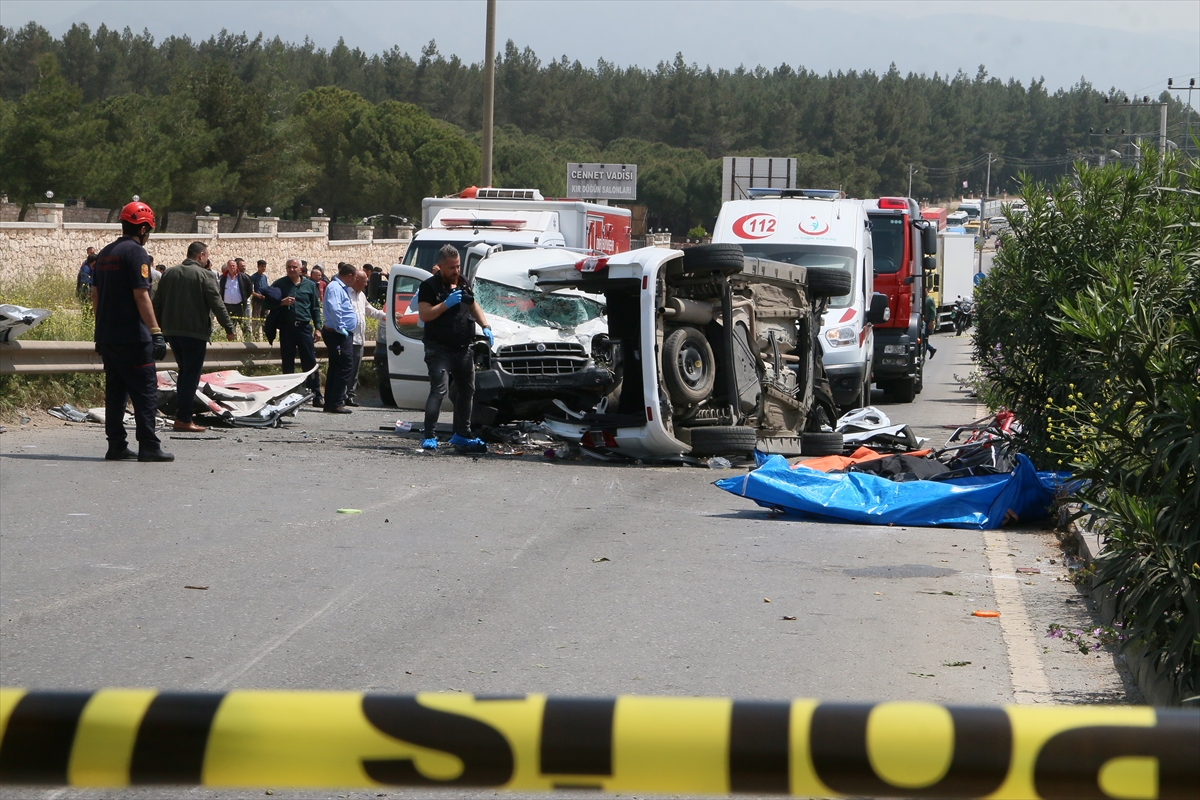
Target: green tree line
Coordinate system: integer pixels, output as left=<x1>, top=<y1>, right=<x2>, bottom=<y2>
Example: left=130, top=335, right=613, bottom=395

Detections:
left=2, top=22, right=1193, bottom=232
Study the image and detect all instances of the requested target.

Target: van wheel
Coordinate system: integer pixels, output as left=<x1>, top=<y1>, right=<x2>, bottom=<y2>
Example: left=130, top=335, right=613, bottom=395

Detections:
left=801, top=431, right=844, bottom=456
left=688, top=425, right=758, bottom=457
left=806, top=268, right=853, bottom=298
left=681, top=243, right=745, bottom=276
left=891, top=377, right=917, bottom=403
left=375, top=352, right=396, bottom=407
left=663, top=327, right=716, bottom=405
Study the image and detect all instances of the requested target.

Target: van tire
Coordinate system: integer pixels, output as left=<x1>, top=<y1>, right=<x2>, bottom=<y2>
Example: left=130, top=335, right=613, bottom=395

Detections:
left=801, top=431, right=845, bottom=456
left=806, top=268, right=853, bottom=298
left=681, top=243, right=745, bottom=276
left=889, top=377, right=917, bottom=403
left=662, top=327, right=716, bottom=405
left=375, top=352, right=396, bottom=407
left=688, top=425, right=758, bottom=457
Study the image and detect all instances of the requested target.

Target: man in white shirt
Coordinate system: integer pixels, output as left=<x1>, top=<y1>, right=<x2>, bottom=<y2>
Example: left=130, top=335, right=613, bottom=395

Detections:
left=219, top=260, right=252, bottom=337
left=347, top=267, right=386, bottom=406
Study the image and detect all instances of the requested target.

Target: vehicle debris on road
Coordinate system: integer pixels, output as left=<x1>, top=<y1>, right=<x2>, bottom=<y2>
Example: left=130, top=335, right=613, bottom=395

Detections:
left=716, top=411, right=1074, bottom=529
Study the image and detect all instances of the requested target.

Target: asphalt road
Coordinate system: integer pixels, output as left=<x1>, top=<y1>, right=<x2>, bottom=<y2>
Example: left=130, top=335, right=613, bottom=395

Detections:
left=0, top=333, right=1138, bottom=800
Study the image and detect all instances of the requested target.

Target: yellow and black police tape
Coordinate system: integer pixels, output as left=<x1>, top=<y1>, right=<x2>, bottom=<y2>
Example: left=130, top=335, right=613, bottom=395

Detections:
left=0, top=689, right=1195, bottom=798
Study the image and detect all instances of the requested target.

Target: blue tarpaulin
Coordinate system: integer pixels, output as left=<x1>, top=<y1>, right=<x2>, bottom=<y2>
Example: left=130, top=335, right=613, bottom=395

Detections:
left=715, top=453, right=1068, bottom=529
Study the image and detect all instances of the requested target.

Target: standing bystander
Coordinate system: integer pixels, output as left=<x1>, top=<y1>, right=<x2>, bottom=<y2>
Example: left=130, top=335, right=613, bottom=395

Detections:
left=266, top=258, right=323, bottom=406
left=249, top=259, right=270, bottom=338
left=76, top=247, right=96, bottom=300
left=220, top=259, right=252, bottom=336
left=346, top=268, right=386, bottom=406
left=320, top=263, right=359, bottom=413
left=91, top=200, right=173, bottom=462
left=152, top=242, right=236, bottom=432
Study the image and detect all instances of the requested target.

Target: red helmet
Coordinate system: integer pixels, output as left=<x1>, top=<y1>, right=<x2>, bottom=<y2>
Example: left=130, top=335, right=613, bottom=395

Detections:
left=119, top=201, right=155, bottom=229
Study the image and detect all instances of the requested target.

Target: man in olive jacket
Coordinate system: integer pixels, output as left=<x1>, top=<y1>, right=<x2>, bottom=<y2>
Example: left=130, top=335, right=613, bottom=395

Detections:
left=153, top=242, right=236, bottom=432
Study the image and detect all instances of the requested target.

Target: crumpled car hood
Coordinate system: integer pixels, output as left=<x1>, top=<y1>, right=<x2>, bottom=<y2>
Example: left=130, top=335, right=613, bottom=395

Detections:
left=485, top=315, right=607, bottom=354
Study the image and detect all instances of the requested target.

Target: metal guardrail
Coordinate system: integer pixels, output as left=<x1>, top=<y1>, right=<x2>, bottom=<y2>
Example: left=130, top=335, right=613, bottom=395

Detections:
left=0, top=341, right=375, bottom=375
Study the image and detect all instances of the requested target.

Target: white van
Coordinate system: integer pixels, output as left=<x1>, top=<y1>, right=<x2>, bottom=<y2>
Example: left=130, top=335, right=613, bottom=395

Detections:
left=711, top=189, right=878, bottom=409
left=379, top=247, right=614, bottom=425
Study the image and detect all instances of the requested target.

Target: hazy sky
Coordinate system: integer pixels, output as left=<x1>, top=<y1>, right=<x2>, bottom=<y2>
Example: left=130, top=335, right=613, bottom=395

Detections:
left=3, top=0, right=1198, bottom=101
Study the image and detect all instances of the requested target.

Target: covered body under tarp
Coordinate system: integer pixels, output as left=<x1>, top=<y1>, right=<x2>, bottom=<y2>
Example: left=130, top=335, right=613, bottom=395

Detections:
left=715, top=452, right=1067, bottom=529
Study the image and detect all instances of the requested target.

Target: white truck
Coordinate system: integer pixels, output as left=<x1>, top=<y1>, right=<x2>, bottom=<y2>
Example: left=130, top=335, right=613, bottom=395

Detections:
left=932, top=231, right=976, bottom=330
left=710, top=189, right=884, bottom=410
left=401, top=187, right=632, bottom=269
left=377, top=188, right=631, bottom=405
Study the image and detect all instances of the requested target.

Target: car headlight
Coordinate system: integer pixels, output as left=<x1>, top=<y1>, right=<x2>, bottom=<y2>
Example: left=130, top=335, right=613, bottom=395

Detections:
left=883, top=344, right=906, bottom=354
left=825, top=325, right=857, bottom=347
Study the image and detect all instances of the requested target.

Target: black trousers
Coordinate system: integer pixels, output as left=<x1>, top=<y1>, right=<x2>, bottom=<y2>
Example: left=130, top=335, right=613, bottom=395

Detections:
left=279, top=322, right=322, bottom=403
left=321, top=328, right=354, bottom=409
left=96, top=342, right=160, bottom=450
left=423, top=340, right=474, bottom=438
left=167, top=336, right=207, bottom=424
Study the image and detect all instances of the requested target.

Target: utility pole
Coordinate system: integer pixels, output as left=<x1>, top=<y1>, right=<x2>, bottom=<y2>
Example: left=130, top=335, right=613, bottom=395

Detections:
left=976, top=153, right=992, bottom=276
left=480, top=0, right=497, bottom=187
left=907, top=164, right=916, bottom=198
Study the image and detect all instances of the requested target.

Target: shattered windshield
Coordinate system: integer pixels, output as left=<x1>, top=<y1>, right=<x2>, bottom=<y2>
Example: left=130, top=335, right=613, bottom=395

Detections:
left=474, top=279, right=604, bottom=329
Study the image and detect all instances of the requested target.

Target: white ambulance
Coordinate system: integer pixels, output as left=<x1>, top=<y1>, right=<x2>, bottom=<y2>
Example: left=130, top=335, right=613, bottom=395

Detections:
left=711, top=189, right=881, bottom=409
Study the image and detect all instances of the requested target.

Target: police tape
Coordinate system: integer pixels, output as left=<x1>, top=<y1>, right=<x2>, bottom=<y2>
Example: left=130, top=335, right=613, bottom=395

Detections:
left=0, top=689, right=1195, bottom=798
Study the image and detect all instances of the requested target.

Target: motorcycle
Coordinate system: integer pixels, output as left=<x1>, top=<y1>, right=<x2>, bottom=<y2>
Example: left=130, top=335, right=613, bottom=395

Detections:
left=952, top=298, right=975, bottom=336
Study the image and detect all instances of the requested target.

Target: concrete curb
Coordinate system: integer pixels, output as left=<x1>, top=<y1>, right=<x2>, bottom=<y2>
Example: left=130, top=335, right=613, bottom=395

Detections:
left=1066, top=506, right=1182, bottom=705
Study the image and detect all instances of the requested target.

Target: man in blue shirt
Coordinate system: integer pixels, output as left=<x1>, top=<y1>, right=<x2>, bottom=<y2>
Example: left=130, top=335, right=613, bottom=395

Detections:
left=321, top=262, right=360, bottom=413
left=76, top=247, right=95, bottom=300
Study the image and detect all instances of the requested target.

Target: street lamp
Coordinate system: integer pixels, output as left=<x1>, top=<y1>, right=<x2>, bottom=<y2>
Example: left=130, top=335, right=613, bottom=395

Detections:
left=45, top=190, right=54, bottom=200
left=265, top=207, right=272, bottom=215
left=204, top=206, right=212, bottom=213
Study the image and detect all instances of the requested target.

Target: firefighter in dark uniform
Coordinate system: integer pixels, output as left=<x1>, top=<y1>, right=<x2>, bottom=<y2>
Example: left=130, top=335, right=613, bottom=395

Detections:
left=91, top=200, right=174, bottom=462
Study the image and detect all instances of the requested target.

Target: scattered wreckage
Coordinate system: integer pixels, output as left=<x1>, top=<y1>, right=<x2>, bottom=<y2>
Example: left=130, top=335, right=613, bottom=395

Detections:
left=0, top=304, right=51, bottom=344
left=715, top=410, right=1073, bottom=528
left=50, top=369, right=315, bottom=429
left=379, top=243, right=871, bottom=461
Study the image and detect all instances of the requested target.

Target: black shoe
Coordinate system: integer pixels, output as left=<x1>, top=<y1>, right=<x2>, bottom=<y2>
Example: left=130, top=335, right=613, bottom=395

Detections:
left=312, top=397, right=324, bottom=407
left=324, top=406, right=353, bottom=414
left=105, top=447, right=138, bottom=461
left=344, top=398, right=360, bottom=407
left=928, top=347, right=937, bottom=359
left=137, top=448, right=175, bottom=462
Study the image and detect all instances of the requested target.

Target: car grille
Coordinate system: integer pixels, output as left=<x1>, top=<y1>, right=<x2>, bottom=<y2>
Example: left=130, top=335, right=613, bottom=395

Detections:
left=496, top=342, right=588, bottom=375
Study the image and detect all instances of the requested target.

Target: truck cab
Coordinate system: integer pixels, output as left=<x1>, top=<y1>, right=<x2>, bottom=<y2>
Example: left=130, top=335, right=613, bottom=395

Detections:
left=711, top=189, right=878, bottom=410
left=864, top=197, right=938, bottom=404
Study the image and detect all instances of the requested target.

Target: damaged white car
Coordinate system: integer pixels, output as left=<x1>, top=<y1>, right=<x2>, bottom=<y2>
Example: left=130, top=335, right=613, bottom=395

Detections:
left=377, top=246, right=616, bottom=425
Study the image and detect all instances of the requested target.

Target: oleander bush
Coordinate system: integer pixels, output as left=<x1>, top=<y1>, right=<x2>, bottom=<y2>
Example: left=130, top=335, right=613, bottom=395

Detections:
left=975, top=146, right=1199, bottom=701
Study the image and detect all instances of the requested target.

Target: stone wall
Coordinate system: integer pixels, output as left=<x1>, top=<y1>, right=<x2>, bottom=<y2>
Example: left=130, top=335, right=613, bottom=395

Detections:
left=0, top=204, right=412, bottom=286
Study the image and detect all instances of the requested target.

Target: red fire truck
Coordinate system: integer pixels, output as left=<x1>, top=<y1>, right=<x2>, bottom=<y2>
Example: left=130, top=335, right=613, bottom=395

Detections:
left=864, top=197, right=939, bottom=403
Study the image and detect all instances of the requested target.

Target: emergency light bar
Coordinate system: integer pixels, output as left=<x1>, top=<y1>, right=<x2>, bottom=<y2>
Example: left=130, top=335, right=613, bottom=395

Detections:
left=474, top=188, right=544, bottom=200
left=878, top=197, right=908, bottom=210
left=747, top=188, right=846, bottom=200
left=440, top=218, right=528, bottom=230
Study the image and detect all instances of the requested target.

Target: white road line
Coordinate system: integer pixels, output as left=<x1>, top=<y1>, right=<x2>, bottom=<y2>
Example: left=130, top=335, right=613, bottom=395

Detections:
left=983, top=529, right=1052, bottom=703
left=204, top=583, right=359, bottom=690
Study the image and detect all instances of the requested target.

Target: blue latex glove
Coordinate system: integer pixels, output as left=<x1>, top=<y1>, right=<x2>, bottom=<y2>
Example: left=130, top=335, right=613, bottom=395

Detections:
left=483, top=327, right=494, bottom=348
left=443, top=289, right=462, bottom=308
left=337, top=328, right=349, bottom=337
